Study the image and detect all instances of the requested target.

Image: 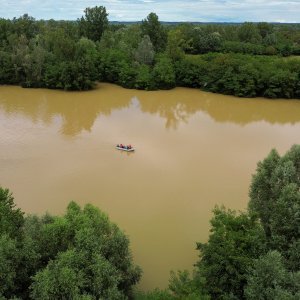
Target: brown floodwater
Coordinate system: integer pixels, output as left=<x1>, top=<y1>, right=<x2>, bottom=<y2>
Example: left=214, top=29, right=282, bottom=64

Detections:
left=0, top=83, right=300, bottom=290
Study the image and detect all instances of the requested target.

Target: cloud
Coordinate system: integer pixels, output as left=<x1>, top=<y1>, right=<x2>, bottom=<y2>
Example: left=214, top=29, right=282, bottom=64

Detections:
left=0, top=0, right=299, bottom=22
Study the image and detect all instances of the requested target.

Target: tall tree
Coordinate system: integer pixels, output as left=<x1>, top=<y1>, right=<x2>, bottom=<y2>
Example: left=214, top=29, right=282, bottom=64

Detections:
left=196, top=207, right=266, bottom=300
left=141, top=12, right=167, bottom=52
left=134, top=35, right=155, bottom=65
left=79, top=6, right=108, bottom=42
left=249, top=145, right=300, bottom=271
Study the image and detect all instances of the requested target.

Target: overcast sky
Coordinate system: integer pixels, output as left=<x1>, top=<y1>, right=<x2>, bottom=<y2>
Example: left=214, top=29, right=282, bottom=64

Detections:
left=0, top=0, right=299, bottom=22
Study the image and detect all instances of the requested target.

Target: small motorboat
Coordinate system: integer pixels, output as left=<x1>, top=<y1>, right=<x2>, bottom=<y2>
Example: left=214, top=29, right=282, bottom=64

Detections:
left=116, top=144, right=135, bottom=152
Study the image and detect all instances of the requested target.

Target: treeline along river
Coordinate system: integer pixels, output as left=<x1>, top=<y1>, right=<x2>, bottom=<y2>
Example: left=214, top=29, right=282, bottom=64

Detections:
left=1, top=10, right=300, bottom=98
left=0, top=83, right=300, bottom=289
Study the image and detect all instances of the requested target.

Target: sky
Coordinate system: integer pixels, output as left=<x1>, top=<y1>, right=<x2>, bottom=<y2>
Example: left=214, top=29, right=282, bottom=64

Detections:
left=0, top=0, right=299, bottom=23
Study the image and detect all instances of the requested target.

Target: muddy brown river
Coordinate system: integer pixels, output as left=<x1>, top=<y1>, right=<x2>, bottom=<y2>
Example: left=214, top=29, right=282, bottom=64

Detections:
left=0, top=83, right=300, bottom=290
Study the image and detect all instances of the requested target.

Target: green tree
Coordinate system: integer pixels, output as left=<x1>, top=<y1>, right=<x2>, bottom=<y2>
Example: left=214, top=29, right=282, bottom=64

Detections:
left=0, top=235, right=19, bottom=298
left=79, top=6, right=108, bottom=42
left=22, top=37, right=48, bottom=88
left=0, top=18, right=12, bottom=48
left=196, top=207, right=266, bottom=300
left=175, top=55, right=208, bottom=88
left=0, top=51, right=12, bottom=83
left=166, top=29, right=185, bottom=61
left=100, top=49, right=131, bottom=84
left=0, top=187, right=24, bottom=238
left=99, top=25, right=143, bottom=61
left=118, top=60, right=136, bottom=88
left=245, top=251, right=300, bottom=300
left=191, top=27, right=222, bottom=54
left=134, top=35, right=155, bottom=65
left=238, top=23, right=262, bottom=44
left=141, top=13, right=167, bottom=52
left=31, top=202, right=141, bottom=299
left=264, top=33, right=277, bottom=46
left=169, top=270, right=210, bottom=300
left=135, top=64, right=154, bottom=90
left=263, top=69, right=298, bottom=98
left=249, top=145, right=300, bottom=271
left=12, top=14, right=38, bottom=40
left=0, top=188, right=141, bottom=299
left=43, top=27, right=76, bottom=61
left=257, top=22, right=274, bottom=39
left=153, top=54, right=176, bottom=89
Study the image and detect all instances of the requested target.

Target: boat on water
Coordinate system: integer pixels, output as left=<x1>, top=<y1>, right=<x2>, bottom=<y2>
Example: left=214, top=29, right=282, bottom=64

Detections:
left=116, top=144, right=135, bottom=152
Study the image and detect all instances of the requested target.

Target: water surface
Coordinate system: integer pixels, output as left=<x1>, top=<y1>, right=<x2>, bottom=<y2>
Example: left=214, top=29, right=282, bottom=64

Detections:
left=0, top=83, right=300, bottom=289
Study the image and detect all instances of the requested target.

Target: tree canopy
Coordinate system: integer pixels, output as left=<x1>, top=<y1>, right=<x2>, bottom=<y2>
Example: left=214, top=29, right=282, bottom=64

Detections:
left=0, top=188, right=141, bottom=299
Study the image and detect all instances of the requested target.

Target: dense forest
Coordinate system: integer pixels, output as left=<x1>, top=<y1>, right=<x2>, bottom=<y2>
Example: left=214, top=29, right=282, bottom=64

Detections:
left=1, top=144, right=300, bottom=299
left=0, top=6, right=300, bottom=98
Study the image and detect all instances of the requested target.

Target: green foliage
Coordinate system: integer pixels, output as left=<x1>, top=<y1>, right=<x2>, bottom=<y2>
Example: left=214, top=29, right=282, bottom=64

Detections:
left=12, top=14, right=38, bottom=40
left=135, top=64, right=155, bottom=90
left=262, top=69, right=298, bottom=98
left=238, top=23, right=262, bottom=44
left=245, top=251, right=300, bottom=300
left=166, top=29, right=185, bottom=61
left=221, top=41, right=264, bottom=55
left=196, top=207, right=266, bottom=300
left=249, top=145, right=300, bottom=271
left=0, top=235, right=19, bottom=298
left=190, top=27, right=222, bottom=54
left=134, top=35, right=155, bottom=65
left=257, top=22, right=274, bottom=39
left=79, top=6, right=108, bottom=42
left=0, top=188, right=141, bottom=299
left=141, top=13, right=167, bottom=52
left=118, top=61, right=137, bottom=88
left=31, top=249, right=125, bottom=300
left=249, top=149, right=281, bottom=237
left=135, top=289, right=174, bottom=300
left=175, top=56, right=208, bottom=88
left=30, top=202, right=142, bottom=299
left=169, top=270, right=210, bottom=300
left=174, top=53, right=300, bottom=98
left=100, top=49, right=131, bottom=84
left=0, top=50, right=15, bottom=84
left=0, top=187, right=24, bottom=238
left=153, top=54, right=176, bottom=89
